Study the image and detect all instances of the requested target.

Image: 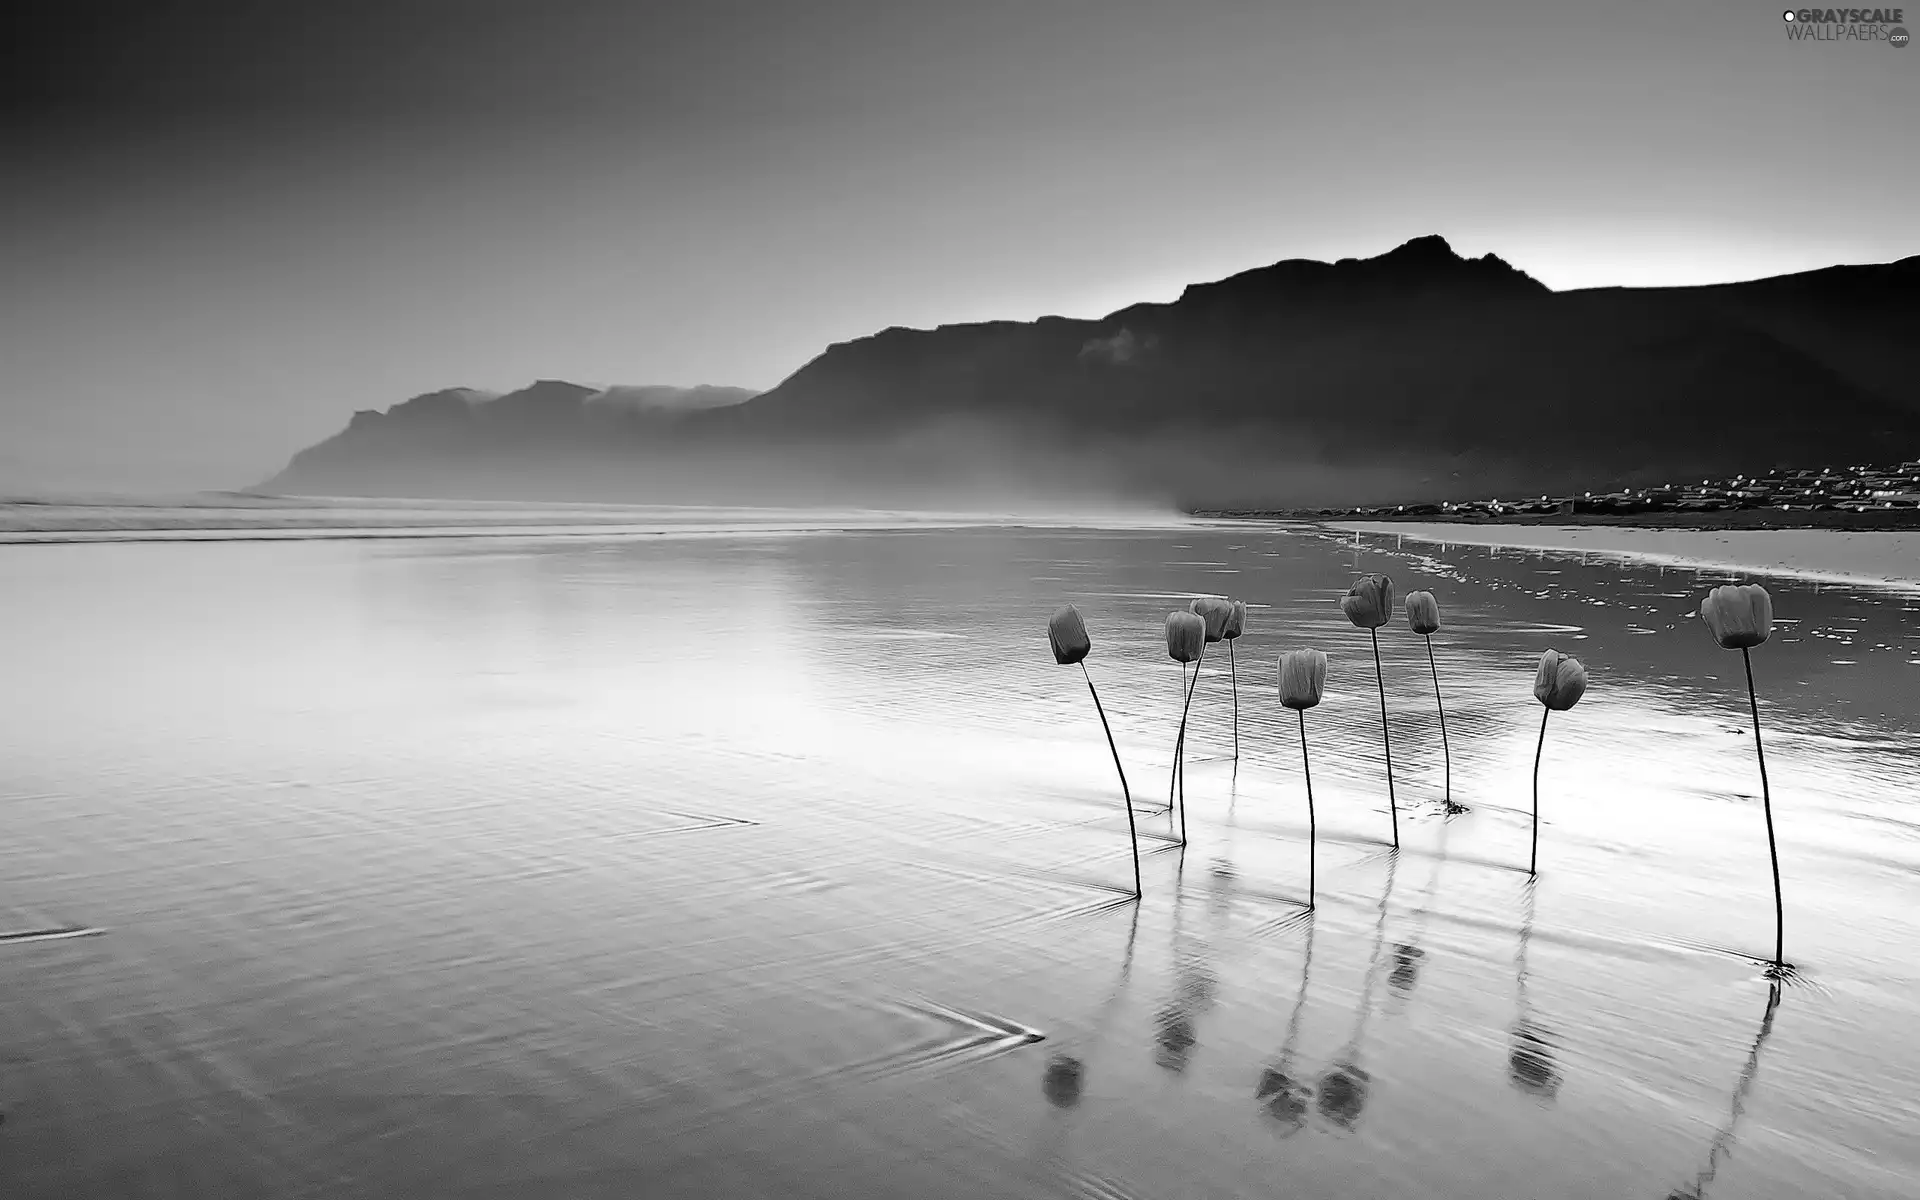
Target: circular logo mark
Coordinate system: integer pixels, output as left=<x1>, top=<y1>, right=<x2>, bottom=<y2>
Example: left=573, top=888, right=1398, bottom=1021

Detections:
left=1891, top=25, right=1910, bottom=46
left=1782, top=8, right=1796, bottom=18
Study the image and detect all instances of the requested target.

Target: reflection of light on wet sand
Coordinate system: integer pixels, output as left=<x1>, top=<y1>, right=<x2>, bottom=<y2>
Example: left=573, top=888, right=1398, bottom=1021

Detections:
left=1331, top=522, right=1920, bottom=592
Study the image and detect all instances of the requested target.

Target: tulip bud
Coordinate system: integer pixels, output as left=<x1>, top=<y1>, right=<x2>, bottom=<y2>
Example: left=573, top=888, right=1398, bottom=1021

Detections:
left=1698, top=583, right=1773, bottom=650
left=1278, top=648, right=1328, bottom=711
left=1166, top=611, right=1205, bottom=664
left=1533, top=650, right=1587, bottom=711
left=1190, top=596, right=1233, bottom=643
left=1047, top=604, right=1091, bottom=666
left=1340, top=575, right=1394, bottom=630
left=1222, top=600, right=1247, bottom=641
left=1405, top=591, right=1441, bottom=636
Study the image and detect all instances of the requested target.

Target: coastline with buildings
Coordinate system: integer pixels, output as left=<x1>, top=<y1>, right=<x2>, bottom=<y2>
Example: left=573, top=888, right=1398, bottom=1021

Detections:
left=1195, top=460, right=1920, bottom=589
left=1195, top=460, right=1920, bottom=529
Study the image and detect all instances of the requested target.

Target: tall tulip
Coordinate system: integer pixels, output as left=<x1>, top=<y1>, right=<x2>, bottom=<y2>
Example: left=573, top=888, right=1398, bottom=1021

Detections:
left=1222, top=600, right=1247, bottom=762
left=1699, top=583, right=1786, bottom=973
left=1341, top=574, right=1399, bottom=846
left=1529, top=650, right=1587, bottom=875
left=1165, top=610, right=1206, bottom=845
left=1048, top=604, right=1140, bottom=898
left=1404, top=590, right=1459, bottom=812
left=1182, top=591, right=1228, bottom=768
left=1279, top=649, right=1328, bottom=907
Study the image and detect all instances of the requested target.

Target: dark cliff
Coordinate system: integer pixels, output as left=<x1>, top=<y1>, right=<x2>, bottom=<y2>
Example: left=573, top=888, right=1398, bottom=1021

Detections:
left=261, top=237, right=1920, bottom=508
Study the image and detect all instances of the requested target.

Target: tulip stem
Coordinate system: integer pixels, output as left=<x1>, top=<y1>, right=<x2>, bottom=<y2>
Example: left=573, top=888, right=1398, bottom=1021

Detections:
left=1298, top=707, right=1316, bottom=909
left=1229, top=639, right=1240, bottom=764
left=1082, top=662, right=1140, bottom=900
left=1425, top=635, right=1451, bottom=808
left=1169, top=663, right=1188, bottom=819
left=1370, top=627, right=1398, bottom=847
left=1172, top=647, right=1203, bottom=845
left=1530, top=707, right=1549, bottom=876
left=1744, top=647, right=1784, bottom=972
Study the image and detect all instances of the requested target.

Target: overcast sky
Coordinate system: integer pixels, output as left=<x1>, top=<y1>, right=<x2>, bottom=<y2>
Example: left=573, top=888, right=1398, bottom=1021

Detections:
left=3, top=0, right=1915, bottom=491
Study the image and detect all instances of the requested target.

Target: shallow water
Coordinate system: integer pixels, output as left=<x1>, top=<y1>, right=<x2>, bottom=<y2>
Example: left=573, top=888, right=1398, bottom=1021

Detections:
left=1, top=520, right=1916, bottom=1198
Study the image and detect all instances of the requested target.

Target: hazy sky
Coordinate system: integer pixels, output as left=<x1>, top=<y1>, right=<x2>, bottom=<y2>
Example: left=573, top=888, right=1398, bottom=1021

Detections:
left=4, top=0, right=1915, bottom=491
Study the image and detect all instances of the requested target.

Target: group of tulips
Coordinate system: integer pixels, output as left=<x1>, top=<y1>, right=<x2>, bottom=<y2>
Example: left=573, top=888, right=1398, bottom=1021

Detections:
left=1048, top=575, right=1791, bottom=974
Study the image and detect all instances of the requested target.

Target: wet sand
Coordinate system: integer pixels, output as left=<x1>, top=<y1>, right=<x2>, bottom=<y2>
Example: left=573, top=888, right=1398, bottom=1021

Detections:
left=1, top=518, right=1917, bottom=1197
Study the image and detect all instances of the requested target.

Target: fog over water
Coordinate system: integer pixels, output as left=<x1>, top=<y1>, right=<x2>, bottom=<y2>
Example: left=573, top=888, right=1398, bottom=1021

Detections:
left=1, top=513, right=1917, bottom=1197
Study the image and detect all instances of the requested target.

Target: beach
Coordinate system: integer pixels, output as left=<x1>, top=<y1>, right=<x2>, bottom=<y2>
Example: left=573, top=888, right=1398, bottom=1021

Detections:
left=2, top=512, right=1917, bottom=1197
left=1330, top=521, right=1920, bottom=592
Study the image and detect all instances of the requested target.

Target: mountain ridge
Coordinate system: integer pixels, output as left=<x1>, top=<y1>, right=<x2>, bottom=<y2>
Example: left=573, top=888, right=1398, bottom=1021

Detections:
left=260, top=236, right=1920, bottom=509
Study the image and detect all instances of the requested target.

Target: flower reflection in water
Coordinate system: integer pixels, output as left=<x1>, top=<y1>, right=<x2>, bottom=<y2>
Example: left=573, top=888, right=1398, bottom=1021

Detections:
left=1041, top=1054, right=1085, bottom=1109
left=1039, top=903, right=1141, bottom=1111
left=1389, top=816, right=1452, bottom=1004
left=1509, top=880, right=1564, bottom=1100
left=1388, top=943, right=1426, bottom=999
left=1256, top=910, right=1319, bottom=1135
left=1154, top=854, right=1223, bottom=1076
left=1666, top=984, right=1783, bottom=1199
left=1315, top=849, right=1401, bottom=1130
left=1508, top=1023, right=1563, bottom=1099
left=1316, top=1062, right=1373, bottom=1130
left=1154, top=1005, right=1198, bottom=1074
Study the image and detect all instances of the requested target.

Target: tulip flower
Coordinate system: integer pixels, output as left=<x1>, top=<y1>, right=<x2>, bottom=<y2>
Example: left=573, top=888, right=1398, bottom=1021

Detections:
left=1340, top=574, right=1393, bottom=629
left=1404, top=590, right=1459, bottom=812
left=1529, top=650, right=1587, bottom=875
left=1224, top=600, right=1248, bottom=762
left=1698, top=583, right=1786, bottom=973
left=1341, top=574, right=1399, bottom=846
left=1049, top=604, right=1140, bottom=898
left=1190, top=595, right=1232, bottom=643
left=1166, top=609, right=1204, bottom=664
left=1165, top=610, right=1207, bottom=845
left=1278, top=649, right=1327, bottom=711
left=1700, top=583, right=1773, bottom=650
left=1279, top=648, right=1328, bottom=907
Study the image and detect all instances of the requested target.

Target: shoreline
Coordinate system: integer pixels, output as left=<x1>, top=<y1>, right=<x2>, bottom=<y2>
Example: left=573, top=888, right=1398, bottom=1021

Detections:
left=1317, top=520, right=1920, bottom=592
left=1193, top=508, right=1920, bottom=531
